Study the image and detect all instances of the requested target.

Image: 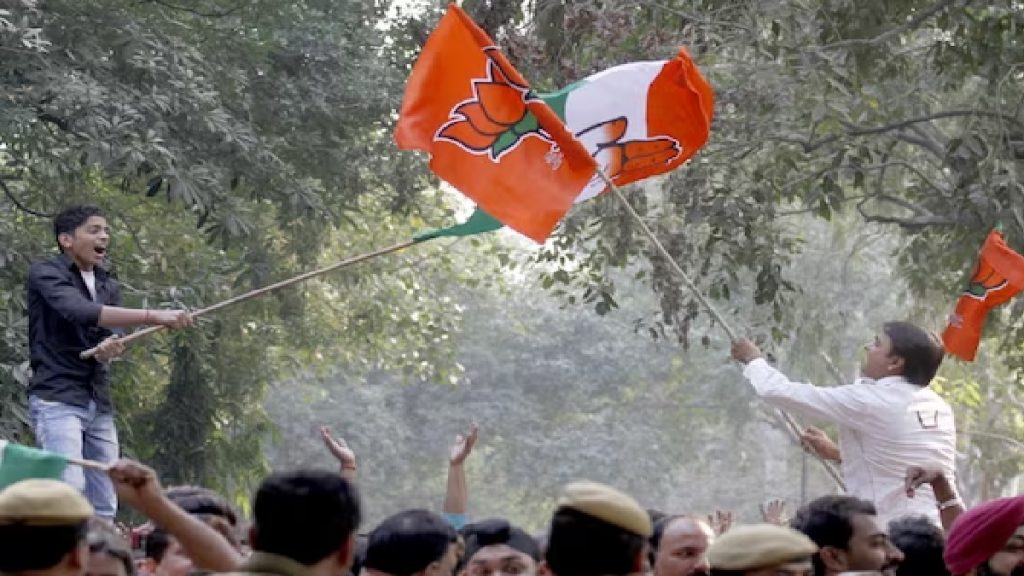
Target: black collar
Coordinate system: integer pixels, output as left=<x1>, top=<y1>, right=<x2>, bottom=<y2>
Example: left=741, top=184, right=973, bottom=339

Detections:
left=57, top=252, right=110, bottom=279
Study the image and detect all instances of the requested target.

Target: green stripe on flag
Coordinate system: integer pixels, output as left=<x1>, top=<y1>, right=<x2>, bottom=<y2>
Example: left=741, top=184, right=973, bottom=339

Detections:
left=414, top=208, right=504, bottom=242
left=0, top=440, right=68, bottom=490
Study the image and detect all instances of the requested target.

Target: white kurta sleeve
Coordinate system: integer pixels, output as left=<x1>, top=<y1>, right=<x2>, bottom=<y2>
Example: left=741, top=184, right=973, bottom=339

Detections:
left=742, top=358, right=878, bottom=430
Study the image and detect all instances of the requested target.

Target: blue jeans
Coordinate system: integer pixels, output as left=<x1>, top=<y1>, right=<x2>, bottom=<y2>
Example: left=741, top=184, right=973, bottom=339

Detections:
left=28, top=395, right=119, bottom=518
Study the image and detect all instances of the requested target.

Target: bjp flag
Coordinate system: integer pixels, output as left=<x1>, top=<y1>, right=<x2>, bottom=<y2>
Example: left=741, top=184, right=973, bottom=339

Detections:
left=942, top=230, right=1024, bottom=361
left=395, top=5, right=597, bottom=242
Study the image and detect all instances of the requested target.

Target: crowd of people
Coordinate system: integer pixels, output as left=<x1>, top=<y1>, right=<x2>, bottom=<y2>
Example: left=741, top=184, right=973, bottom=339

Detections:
left=9, top=206, right=1024, bottom=576
left=0, top=425, right=1021, bottom=576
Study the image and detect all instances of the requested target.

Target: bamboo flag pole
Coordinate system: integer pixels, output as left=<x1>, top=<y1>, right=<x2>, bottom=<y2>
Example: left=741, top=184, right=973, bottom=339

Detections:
left=67, top=455, right=110, bottom=472
left=81, top=239, right=419, bottom=359
left=597, top=169, right=847, bottom=492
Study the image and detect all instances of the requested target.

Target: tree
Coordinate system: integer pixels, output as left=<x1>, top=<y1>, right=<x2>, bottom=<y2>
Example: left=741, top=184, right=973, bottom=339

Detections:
left=0, top=0, right=475, bottom=499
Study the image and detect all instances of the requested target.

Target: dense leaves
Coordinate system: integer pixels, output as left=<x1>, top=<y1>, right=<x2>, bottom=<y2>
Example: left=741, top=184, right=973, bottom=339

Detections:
left=0, top=0, right=474, bottom=500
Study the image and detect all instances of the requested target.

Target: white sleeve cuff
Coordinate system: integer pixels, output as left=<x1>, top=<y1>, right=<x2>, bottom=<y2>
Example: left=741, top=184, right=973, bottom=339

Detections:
left=742, top=357, right=772, bottom=379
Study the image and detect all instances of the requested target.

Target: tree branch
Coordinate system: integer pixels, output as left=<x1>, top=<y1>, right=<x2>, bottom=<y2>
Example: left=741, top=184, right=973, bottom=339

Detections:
left=855, top=195, right=957, bottom=228
left=0, top=174, right=53, bottom=218
left=957, top=430, right=1024, bottom=452
left=634, top=0, right=754, bottom=32
left=148, top=0, right=243, bottom=18
left=895, top=128, right=945, bottom=159
left=814, top=0, right=961, bottom=50
left=766, top=109, right=1022, bottom=153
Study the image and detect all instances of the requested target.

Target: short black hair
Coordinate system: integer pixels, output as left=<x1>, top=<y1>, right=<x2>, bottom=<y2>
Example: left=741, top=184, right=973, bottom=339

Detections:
left=54, top=205, right=105, bottom=251
left=545, top=507, right=645, bottom=576
left=251, top=469, right=361, bottom=566
left=0, top=522, right=88, bottom=571
left=144, top=527, right=171, bottom=562
left=363, top=509, right=456, bottom=576
left=884, top=321, right=944, bottom=386
left=888, top=516, right=949, bottom=576
left=88, top=521, right=136, bottom=576
left=790, top=495, right=877, bottom=576
left=166, top=485, right=238, bottom=526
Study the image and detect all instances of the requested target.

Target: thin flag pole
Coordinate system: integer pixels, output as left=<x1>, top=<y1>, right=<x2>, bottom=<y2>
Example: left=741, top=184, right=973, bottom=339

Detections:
left=67, top=455, right=110, bottom=472
left=81, top=239, right=420, bottom=359
left=597, top=169, right=847, bottom=492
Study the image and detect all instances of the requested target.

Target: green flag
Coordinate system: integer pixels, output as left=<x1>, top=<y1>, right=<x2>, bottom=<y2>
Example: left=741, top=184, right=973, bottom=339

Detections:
left=0, top=440, right=68, bottom=490
left=414, top=208, right=504, bottom=242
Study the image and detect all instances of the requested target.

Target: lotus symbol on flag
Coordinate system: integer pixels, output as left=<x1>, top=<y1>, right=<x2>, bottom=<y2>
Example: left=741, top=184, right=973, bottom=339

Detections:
left=965, top=259, right=1009, bottom=299
left=435, top=49, right=551, bottom=161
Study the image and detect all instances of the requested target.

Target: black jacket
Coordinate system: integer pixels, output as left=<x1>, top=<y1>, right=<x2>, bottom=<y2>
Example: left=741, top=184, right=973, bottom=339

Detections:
left=27, top=253, right=121, bottom=411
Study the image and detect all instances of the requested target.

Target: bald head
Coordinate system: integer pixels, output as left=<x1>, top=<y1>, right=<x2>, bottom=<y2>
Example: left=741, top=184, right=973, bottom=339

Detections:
left=653, top=517, right=714, bottom=576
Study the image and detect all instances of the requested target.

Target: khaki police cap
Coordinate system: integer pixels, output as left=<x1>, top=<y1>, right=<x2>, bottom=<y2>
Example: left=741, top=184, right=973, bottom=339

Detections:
left=557, top=481, right=652, bottom=538
left=708, top=524, right=817, bottom=570
left=0, top=479, right=93, bottom=526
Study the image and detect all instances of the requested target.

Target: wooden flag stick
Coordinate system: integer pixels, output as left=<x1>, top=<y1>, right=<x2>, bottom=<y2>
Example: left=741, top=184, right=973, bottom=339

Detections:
left=81, top=239, right=419, bottom=359
left=598, top=169, right=847, bottom=492
left=66, top=455, right=110, bottom=472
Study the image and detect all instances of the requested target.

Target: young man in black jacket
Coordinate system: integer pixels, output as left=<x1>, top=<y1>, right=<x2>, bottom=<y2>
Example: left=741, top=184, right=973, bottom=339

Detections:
left=27, top=205, right=192, bottom=518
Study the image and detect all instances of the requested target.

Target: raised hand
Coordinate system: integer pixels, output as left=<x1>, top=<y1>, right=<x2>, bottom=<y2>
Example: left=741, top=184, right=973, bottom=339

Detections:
left=760, top=499, right=787, bottom=525
left=731, top=338, right=764, bottom=364
left=708, top=510, right=733, bottom=535
left=449, top=423, right=479, bottom=466
left=108, top=459, right=164, bottom=515
left=320, top=426, right=357, bottom=471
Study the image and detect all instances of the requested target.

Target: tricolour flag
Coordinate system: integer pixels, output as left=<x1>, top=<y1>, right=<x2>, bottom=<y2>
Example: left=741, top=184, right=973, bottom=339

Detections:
left=942, top=230, right=1024, bottom=361
left=539, top=47, right=714, bottom=203
left=396, top=4, right=597, bottom=243
left=0, top=440, right=68, bottom=490
left=401, top=7, right=714, bottom=243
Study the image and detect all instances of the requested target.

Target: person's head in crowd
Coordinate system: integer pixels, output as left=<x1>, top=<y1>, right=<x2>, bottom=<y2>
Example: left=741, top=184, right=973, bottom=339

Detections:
left=545, top=481, right=652, bottom=576
left=861, top=322, right=943, bottom=386
left=707, top=524, right=816, bottom=576
left=165, top=485, right=241, bottom=550
left=86, top=521, right=135, bottom=576
left=648, top=510, right=668, bottom=528
left=945, top=496, right=1024, bottom=576
left=363, top=509, right=459, bottom=576
left=790, top=495, right=904, bottom=576
left=250, top=470, right=362, bottom=576
left=888, top=515, right=949, bottom=576
left=0, top=479, right=94, bottom=576
left=459, top=519, right=541, bottom=576
left=650, top=516, right=715, bottom=576
left=142, top=527, right=192, bottom=576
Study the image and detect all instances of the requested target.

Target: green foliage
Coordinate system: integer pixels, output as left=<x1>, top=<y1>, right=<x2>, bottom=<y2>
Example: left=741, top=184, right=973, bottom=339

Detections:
left=0, top=0, right=478, bottom=502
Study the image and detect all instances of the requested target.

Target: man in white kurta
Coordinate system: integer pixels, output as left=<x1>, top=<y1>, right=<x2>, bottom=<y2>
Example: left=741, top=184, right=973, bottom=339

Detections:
left=731, top=321, right=956, bottom=525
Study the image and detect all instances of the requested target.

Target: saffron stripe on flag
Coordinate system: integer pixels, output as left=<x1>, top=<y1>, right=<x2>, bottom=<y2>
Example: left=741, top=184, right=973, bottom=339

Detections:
left=0, top=440, right=69, bottom=490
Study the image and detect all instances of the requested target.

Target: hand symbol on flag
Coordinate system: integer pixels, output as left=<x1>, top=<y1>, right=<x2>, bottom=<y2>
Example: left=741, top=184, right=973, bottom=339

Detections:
left=576, top=117, right=681, bottom=184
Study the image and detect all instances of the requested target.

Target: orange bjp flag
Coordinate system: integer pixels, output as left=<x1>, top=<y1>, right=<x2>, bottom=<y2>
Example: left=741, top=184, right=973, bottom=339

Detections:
left=942, top=230, right=1024, bottom=361
left=395, top=4, right=597, bottom=243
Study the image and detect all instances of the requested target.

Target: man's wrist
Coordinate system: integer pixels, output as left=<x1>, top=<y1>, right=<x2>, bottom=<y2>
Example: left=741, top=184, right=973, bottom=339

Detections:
left=134, top=492, right=174, bottom=519
left=931, top=476, right=956, bottom=502
left=937, top=495, right=962, bottom=510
